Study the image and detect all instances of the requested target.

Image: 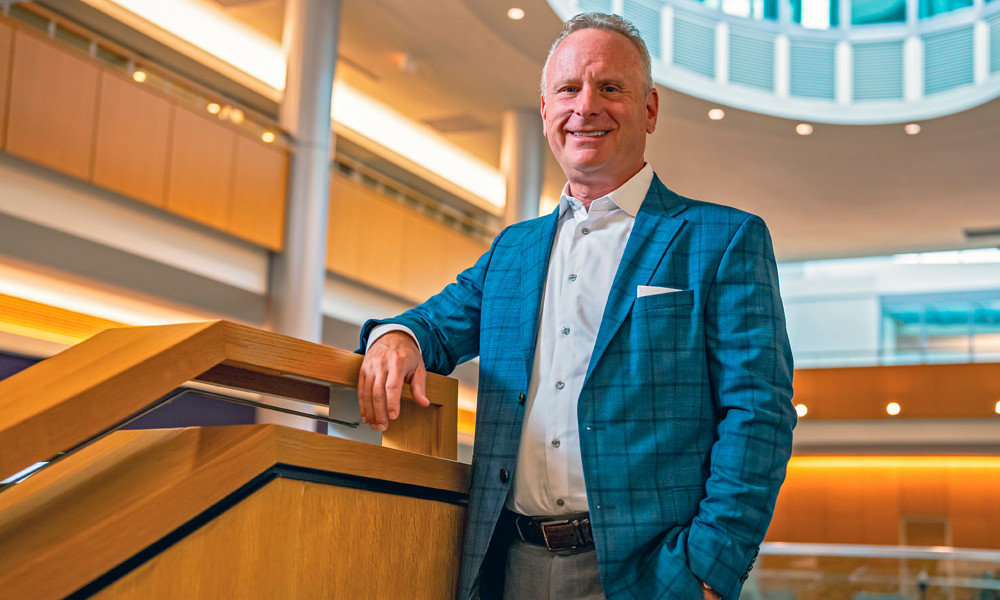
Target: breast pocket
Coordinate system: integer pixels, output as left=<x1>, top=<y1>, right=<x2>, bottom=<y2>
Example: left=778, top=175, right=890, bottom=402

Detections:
left=635, top=289, right=695, bottom=311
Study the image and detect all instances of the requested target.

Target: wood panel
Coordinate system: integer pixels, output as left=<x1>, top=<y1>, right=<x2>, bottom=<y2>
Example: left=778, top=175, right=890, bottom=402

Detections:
left=400, top=209, right=448, bottom=302
left=96, top=477, right=465, bottom=599
left=92, top=71, right=172, bottom=207
left=165, top=106, right=235, bottom=229
left=766, top=457, right=1000, bottom=549
left=6, top=29, right=99, bottom=179
left=229, top=134, right=287, bottom=250
left=0, top=425, right=470, bottom=600
left=356, top=189, right=405, bottom=294
left=0, top=21, right=12, bottom=149
left=327, top=173, right=365, bottom=279
left=794, top=362, right=1000, bottom=419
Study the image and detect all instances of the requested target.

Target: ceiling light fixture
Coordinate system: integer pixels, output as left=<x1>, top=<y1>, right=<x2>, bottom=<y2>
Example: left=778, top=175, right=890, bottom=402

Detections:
left=708, top=108, right=725, bottom=121
left=206, top=102, right=221, bottom=115
left=995, top=400, right=1000, bottom=415
left=507, top=7, right=526, bottom=20
left=261, top=131, right=276, bottom=144
left=795, top=123, right=813, bottom=136
left=795, top=403, right=808, bottom=418
left=886, top=402, right=901, bottom=416
left=132, top=70, right=148, bottom=83
left=904, top=123, right=921, bottom=135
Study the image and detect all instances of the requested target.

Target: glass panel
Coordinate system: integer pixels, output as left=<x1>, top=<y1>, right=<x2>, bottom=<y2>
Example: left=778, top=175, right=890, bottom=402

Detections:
left=748, top=546, right=1000, bottom=600
left=791, top=0, right=841, bottom=28
left=920, top=0, right=974, bottom=18
left=852, top=0, right=906, bottom=24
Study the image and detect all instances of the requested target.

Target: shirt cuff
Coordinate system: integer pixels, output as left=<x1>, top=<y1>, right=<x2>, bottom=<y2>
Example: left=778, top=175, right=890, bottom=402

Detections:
left=367, top=324, right=421, bottom=354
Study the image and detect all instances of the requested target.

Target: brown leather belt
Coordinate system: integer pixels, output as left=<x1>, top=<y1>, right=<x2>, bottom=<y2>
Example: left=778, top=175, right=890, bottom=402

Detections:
left=506, top=508, right=594, bottom=551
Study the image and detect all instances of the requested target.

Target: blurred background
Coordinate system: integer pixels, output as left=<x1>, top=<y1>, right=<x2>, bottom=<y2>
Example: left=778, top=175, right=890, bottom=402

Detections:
left=0, top=0, right=998, bottom=597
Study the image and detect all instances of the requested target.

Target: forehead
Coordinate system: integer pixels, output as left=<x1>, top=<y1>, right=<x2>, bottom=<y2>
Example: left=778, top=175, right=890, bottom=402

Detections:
left=548, top=28, right=642, bottom=80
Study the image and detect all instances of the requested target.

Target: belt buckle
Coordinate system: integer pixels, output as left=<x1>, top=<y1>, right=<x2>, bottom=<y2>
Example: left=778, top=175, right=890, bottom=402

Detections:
left=539, top=518, right=581, bottom=551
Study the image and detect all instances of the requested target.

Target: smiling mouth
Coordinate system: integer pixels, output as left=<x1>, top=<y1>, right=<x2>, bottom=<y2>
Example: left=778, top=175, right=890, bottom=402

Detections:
left=569, top=130, right=610, bottom=137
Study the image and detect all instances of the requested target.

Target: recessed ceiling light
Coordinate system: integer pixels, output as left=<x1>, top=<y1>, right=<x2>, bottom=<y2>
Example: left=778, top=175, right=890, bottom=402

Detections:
left=708, top=108, right=725, bottom=121
left=132, top=70, right=147, bottom=83
left=261, top=131, right=276, bottom=144
left=904, top=123, right=921, bottom=135
left=795, top=403, right=808, bottom=418
left=206, top=102, right=221, bottom=115
left=507, top=7, right=525, bottom=20
left=795, top=123, right=813, bottom=136
left=886, top=402, right=901, bottom=416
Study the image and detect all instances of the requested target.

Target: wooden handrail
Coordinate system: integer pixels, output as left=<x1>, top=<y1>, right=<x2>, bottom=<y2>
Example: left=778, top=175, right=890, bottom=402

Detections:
left=0, top=320, right=458, bottom=479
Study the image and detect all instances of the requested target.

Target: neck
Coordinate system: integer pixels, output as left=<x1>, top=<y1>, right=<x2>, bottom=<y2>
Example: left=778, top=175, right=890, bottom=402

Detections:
left=566, top=163, right=645, bottom=209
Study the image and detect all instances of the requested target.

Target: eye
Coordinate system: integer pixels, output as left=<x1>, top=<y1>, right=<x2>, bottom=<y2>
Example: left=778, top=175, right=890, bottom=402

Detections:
left=560, top=86, right=579, bottom=94
left=602, top=85, right=619, bottom=93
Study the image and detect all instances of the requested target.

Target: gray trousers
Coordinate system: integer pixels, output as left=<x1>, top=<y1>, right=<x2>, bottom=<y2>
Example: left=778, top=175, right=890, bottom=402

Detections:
left=502, top=537, right=606, bottom=600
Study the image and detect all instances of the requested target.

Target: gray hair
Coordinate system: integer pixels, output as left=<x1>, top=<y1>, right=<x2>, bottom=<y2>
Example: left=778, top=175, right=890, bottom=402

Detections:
left=540, top=12, right=654, bottom=96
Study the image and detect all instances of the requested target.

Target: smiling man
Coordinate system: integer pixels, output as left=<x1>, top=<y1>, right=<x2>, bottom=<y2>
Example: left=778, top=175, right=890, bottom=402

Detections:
left=358, top=13, right=795, bottom=600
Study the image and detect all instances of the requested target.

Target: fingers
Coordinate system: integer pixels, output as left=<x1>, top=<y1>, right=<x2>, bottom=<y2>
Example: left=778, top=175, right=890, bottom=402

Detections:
left=410, top=362, right=431, bottom=408
left=358, top=331, right=430, bottom=431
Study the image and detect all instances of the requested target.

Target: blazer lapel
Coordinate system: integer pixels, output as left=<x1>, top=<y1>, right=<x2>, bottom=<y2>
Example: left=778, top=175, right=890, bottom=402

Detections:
left=585, top=177, right=687, bottom=383
left=518, top=207, right=561, bottom=382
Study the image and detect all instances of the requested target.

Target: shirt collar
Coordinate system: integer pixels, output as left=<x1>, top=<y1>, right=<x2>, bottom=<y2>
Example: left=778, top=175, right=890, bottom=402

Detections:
left=558, top=163, right=653, bottom=218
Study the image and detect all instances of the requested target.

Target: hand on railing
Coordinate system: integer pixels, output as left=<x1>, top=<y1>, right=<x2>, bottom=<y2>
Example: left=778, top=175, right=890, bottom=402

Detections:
left=358, top=331, right=431, bottom=431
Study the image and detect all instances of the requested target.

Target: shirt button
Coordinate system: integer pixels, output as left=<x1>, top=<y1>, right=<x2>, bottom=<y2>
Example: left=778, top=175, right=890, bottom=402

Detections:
left=556, top=498, right=565, bottom=507
left=551, top=439, right=561, bottom=448
left=568, top=274, right=577, bottom=282
left=581, top=228, right=591, bottom=235
left=499, top=469, right=509, bottom=483
left=561, top=327, right=570, bottom=335
left=518, top=392, right=526, bottom=406
left=555, top=381, right=565, bottom=390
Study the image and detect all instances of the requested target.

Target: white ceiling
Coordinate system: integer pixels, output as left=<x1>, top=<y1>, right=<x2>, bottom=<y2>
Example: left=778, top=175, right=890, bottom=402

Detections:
left=213, top=0, right=1000, bottom=262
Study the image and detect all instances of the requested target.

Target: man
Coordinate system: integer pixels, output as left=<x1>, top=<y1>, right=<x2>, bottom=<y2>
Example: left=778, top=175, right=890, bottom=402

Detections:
left=358, top=13, right=795, bottom=600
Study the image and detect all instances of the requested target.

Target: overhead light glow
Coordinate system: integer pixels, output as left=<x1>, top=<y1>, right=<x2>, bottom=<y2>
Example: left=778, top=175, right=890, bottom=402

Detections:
left=507, top=7, right=526, bottom=20
left=132, top=69, right=148, bottom=83
left=795, top=403, right=808, bottom=418
left=904, top=123, right=921, bottom=135
left=995, top=400, right=1000, bottom=415
left=206, top=102, right=221, bottom=115
left=886, top=402, right=901, bottom=416
left=708, top=108, right=725, bottom=121
left=795, top=123, right=814, bottom=136
left=261, top=131, right=276, bottom=144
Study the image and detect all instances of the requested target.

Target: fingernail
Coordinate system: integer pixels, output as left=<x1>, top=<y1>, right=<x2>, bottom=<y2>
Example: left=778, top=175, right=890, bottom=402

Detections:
left=389, top=410, right=398, bottom=419
left=378, top=424, right=387, bottom=432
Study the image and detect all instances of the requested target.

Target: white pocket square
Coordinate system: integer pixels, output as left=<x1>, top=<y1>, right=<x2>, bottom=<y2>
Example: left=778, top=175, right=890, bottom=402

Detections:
left=637, top=285, right=683, bottom=298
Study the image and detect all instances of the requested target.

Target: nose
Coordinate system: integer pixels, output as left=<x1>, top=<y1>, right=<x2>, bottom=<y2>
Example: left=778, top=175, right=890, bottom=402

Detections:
left=573, top=84, right=600, bottom=116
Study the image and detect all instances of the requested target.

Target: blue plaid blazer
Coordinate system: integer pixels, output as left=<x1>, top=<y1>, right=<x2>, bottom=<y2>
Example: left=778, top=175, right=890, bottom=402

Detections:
left=360, top=176, right=796, bottom=600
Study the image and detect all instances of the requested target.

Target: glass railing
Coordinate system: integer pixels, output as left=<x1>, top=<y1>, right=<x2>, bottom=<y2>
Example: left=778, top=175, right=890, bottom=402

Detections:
left=747, top=542, right=1000, bottom=599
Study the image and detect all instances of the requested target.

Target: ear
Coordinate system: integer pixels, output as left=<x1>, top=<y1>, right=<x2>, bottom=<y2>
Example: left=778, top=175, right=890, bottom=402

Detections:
left=645, top=87, right=659, bottom=134
left=540, top=93, right=548, bottom=138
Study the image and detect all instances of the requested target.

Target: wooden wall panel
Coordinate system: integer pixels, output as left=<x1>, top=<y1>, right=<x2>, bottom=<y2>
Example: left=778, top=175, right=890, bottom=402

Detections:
left=92, top=72, right=172, bottom=208
left=6, top=30, right=98, bottom=179
left=97, top=477, right=464, bottom=599
left=0, top=21, right=12, bottom=149
left=327, top=174, right=365, bottom=280
left=229, top=134, right=287, bottom=250
left=794, top=362, right=1000, bottom=420
left=356, top=190, right=405, bottom=294
left=400, top=211, right=447, bottom=302
left=165, top=106, right=235, bottom=229
left=766, top=458, right=1000, bottom=549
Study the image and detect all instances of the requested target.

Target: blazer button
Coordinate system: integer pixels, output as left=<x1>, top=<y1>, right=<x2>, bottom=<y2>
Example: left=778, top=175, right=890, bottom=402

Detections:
left=518, top=393, right=526, bottom=406
left=499, top=468, right=509, bottom=483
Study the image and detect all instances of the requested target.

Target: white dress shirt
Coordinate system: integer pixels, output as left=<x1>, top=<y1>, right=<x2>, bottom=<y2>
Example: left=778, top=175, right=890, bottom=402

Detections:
left=370, top=165, right=654, bottom=517
left=508, top=164, right=652, bottom=517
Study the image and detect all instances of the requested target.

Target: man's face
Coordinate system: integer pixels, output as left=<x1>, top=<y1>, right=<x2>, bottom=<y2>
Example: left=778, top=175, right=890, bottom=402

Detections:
left=541, top=28, right=658, bottom=198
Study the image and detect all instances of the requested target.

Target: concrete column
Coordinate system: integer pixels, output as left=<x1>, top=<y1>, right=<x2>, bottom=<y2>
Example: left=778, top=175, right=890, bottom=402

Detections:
left=501, top=109, right=545, bottom=225
left=271, top=0, right=340, bottom=342
left=263, top=0, right=340, bottom=429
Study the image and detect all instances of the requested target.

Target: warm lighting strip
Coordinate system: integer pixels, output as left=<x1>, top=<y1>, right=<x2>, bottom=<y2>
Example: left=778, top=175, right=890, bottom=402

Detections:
left=88, top=0, right=505, bottom=210
left=0, top=293, right=123, bottom=347
left=789, top=456, right=1000, bottom=470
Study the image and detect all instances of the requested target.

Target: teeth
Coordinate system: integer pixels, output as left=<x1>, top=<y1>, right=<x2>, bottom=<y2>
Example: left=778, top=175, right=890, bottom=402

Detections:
left=571, top=130, right=609, bottom=137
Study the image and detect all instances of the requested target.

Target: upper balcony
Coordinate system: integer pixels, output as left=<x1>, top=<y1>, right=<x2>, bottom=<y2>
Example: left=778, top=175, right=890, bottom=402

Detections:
left=547, top=0, right=1000, bottom=123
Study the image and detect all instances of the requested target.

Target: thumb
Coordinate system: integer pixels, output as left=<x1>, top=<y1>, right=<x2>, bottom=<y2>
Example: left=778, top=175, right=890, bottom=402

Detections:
left=410, top=363, right=431, bottom=407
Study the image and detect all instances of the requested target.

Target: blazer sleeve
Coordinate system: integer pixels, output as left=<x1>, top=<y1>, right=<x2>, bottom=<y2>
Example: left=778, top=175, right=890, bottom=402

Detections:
left=686, top=214, right=796, bottom=599
left=357, top=227, right=508, bottom=375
